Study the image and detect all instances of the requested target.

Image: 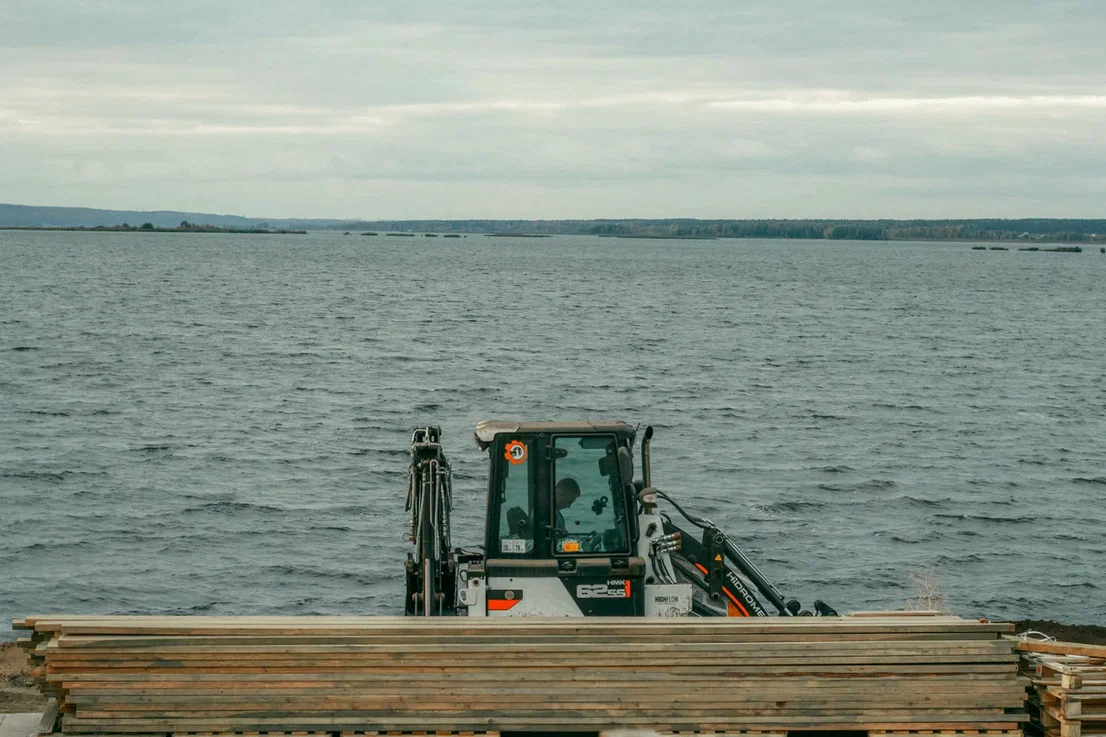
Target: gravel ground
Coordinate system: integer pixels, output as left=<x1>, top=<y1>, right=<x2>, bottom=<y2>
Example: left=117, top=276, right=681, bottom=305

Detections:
left=0, top=642, right=47, bottom=713
left=1011, top=619, right=1106, bottom=645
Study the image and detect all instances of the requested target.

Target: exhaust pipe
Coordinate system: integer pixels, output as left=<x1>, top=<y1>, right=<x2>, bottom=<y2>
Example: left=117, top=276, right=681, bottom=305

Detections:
left=641, top=425, right=654, bottom=488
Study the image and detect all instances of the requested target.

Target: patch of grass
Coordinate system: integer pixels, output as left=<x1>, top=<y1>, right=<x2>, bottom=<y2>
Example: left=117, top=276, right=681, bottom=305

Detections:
left=904, top=567, right=951, bottom=613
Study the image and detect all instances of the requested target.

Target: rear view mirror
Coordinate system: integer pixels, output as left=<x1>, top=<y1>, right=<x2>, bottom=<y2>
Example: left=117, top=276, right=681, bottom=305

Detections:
left=616, top=447, right=634, bottom=485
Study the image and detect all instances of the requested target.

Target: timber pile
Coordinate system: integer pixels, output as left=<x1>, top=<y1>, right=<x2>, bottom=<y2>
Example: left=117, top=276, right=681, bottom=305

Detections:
left=1016, top=640, right=1106, bottom=737
left=13, top=614, right=1026, bottom=736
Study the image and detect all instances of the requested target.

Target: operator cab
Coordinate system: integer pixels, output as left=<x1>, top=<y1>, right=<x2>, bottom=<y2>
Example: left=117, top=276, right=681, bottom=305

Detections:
left=470, top=420, right=645, bottom=616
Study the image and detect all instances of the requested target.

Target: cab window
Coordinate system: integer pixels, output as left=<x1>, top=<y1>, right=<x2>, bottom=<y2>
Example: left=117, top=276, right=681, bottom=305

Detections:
left=491, top=437, right=534, bottom=556
left=551, top=435, right=629, bottom=555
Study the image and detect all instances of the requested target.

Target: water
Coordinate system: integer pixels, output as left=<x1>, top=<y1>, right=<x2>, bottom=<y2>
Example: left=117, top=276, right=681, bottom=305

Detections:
left=1, top=231, right=1104, bottom=636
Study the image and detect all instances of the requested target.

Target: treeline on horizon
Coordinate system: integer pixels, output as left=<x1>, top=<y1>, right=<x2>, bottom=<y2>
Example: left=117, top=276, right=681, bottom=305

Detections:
left=327, top=218, right=1106, bottom=242
left=2, top=205, right=1103, bottom=242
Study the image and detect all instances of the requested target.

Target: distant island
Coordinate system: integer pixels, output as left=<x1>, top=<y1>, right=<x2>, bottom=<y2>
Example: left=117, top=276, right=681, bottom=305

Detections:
left=1, top=220, right=305, bottom=235
left=1, top=204, right=1103, bottom=244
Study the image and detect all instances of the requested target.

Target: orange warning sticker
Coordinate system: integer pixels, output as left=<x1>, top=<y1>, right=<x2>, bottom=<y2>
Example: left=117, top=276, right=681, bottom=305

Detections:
left=504, top=440, right=527, bottom=464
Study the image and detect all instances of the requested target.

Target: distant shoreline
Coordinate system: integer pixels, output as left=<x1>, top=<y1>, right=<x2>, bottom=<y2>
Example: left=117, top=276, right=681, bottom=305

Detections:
left=1, top=226, right=1096, bottom=246
left=3, top=205, right=1105, bottom=244
left=0, top=225, right=306, bottom=235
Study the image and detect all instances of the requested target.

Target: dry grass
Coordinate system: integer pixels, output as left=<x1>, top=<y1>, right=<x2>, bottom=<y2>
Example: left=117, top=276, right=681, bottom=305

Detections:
left=904, top=567, right=951, bottom=614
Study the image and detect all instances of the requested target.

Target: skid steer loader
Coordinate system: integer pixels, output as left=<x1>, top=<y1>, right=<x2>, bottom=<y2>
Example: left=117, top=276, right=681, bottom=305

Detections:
left=404, top=420, right=838, bottom=618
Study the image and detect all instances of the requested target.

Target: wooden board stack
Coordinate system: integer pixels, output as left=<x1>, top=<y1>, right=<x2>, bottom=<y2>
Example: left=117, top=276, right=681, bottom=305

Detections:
left=1017, top=640, right=1106, bottom=737
left=13, top=614, right=1026, bottom=736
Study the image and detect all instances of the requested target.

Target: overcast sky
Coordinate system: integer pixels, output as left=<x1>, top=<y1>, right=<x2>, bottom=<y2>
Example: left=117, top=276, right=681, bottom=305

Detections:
left=1, top=1, right=1104, bottom=219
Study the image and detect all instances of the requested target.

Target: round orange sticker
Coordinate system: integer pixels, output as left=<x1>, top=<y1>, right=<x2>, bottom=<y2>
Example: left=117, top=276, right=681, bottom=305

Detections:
left=504, top=440, right=527, bottom=465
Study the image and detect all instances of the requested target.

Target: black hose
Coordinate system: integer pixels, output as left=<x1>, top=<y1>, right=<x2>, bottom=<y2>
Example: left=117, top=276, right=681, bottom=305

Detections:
left=654, top=489, right=711, bottom=530
left=656, top=488, right=790, bottom=615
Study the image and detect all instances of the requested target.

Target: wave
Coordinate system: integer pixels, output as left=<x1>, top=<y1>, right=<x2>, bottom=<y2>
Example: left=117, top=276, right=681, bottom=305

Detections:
left=755, top=500, right=827, bottom=513
left=162, top=601, right=227, bottom=614
left=1, top=469, right=106, bottom=483
left=935, top=513, right=1037, bottom=524
left=348, top=447, right=408, bottom=457
left=261, top=564, right=384, bottom=585
left=183, top=501, right=287, bottom=515
left=900, top=495, right=949, bottom=508
left=2, top=471, right=68, bottom=483
left=817, top=479, right=897, bottom=493
left=889, top=535, right=933, bottom=544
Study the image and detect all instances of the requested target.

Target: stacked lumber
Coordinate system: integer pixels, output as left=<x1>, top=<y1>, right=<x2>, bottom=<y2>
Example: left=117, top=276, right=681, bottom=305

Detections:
left=13, top=614, right=1026, bottom=736
left=1017, top=640, right=1106, bottom=737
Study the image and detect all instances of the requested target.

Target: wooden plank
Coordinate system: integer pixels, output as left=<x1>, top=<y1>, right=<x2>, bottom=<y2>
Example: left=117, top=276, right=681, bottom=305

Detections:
left=63, top=698, right=1027, bottom=713
left=49, top=638, right=1016, bottom=654
left=54, top=670, right=1021, bottom=683
left=17, top=615, right=1014, bottom=636
left=54, top=632, right=1005, bottom=648
left=42, top=657, right=1020, bottom=668
left=62, top=689, right=1024, bottom=703
left=851, top=611, right=945, bottom=617
left=59, top=715, right=1024, bottom=728
left=1018, top=642, right=1106, bottom=660
left=39, top=698, right=62, bottom=734
left=57, top=723, right=1022, bottom=735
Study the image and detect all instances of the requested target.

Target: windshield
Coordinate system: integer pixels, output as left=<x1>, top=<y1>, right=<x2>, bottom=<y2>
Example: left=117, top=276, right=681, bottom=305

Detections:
left=551, top=435, right=629, bottom=555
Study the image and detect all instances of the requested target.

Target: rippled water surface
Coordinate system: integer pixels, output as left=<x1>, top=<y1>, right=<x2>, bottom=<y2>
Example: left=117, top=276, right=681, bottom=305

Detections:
left=2, top=231, right=1104, bottom=635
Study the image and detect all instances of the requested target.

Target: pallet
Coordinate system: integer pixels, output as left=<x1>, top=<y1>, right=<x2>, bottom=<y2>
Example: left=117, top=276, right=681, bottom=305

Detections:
left=1017, top=643, right=1106, bottom=737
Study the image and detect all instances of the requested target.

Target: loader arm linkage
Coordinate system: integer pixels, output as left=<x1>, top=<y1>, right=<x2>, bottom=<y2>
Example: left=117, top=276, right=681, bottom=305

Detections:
left=657, top=488, right=837, bottom=617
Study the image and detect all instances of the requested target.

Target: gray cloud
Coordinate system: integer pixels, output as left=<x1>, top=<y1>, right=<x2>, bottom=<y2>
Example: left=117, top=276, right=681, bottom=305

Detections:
left=1, top=0, right=1103, bottom=217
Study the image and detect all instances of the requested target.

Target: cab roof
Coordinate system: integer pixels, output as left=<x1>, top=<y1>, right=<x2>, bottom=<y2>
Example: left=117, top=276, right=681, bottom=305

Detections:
left=474, top=420, right=635, bottom=450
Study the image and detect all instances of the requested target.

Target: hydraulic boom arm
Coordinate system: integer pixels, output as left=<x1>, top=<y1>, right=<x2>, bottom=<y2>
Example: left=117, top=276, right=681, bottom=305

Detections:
left=403, top=427, right=455, bottom=615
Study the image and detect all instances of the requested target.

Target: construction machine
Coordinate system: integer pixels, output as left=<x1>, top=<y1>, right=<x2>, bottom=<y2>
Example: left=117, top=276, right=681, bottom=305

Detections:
left=404, top=420, right=838, bottom=619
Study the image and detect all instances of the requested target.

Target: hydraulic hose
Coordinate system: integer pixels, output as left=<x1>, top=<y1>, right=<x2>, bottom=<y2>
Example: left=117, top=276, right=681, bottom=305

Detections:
left=655, top=489, right=791, bottom=616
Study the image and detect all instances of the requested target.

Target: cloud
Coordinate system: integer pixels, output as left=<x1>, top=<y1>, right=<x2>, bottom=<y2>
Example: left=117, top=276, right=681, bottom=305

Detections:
left=0, top=0, right=1104, bottom=216
left=708, top=95, right=1106, bottom=113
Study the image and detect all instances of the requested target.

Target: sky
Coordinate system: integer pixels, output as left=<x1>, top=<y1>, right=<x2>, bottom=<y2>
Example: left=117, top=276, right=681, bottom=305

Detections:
left=1, top=0, right=1104, bottom=219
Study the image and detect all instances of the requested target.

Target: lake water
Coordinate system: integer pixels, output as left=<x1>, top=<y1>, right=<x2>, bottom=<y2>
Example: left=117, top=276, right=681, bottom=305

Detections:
left=1, top=230, right=1104, bottom=635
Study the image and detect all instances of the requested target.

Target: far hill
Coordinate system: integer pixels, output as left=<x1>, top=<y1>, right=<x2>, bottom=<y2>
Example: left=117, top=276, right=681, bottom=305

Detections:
left=0, top=204, right=344, bottom=231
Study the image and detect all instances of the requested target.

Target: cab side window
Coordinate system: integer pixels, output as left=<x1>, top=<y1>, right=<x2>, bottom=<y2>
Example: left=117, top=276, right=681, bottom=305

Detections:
left=552, top=435, right=629, bottom=555
left=493, top=438, right=534, bottom=556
